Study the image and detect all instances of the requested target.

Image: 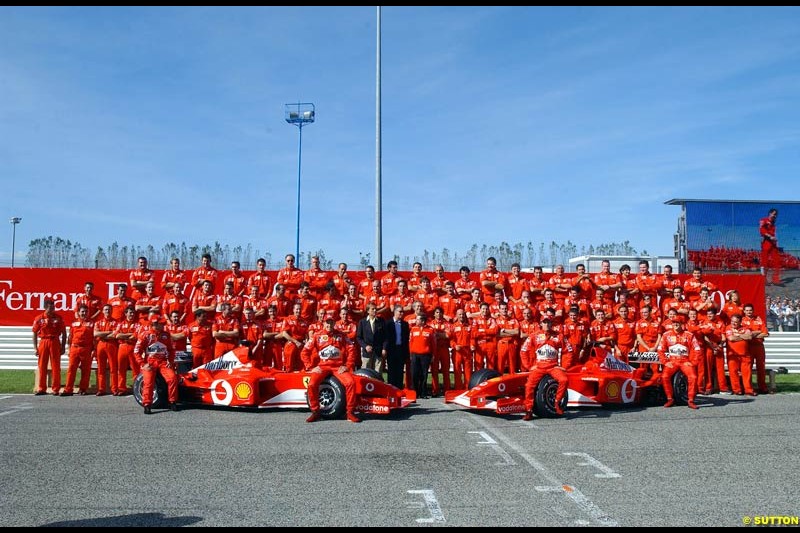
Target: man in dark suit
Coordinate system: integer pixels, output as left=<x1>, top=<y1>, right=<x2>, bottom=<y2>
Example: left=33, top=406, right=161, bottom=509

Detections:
left=356, top=303, right=388, bottom=370
left=385, top=304, right=410, bottom=389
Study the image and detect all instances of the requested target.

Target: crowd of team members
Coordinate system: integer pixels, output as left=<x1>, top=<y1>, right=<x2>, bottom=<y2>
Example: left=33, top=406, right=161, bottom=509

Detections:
left=31, top=252, right=771, bottom=407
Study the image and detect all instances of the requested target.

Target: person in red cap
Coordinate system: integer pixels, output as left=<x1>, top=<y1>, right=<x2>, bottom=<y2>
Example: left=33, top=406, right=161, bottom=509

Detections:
left=134, top=316, right=178, bottom=414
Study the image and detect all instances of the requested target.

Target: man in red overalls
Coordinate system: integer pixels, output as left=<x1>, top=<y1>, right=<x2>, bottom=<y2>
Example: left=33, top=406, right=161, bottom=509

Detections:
left=134, top=317, right=178, bottom=415
left=32, top=299, right=67, bottom=395
left=657, top=319, right=701, bottom=409
left=301, top=319, right=360, bottom=423
left=760, top=208, right=781, bottom=285
left=520, top=318, right=571, bottom=420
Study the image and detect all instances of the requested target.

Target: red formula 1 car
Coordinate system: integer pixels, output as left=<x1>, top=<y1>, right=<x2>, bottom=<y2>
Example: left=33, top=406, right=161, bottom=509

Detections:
left=133, top=346, right=416, bottom=418
left=445, top=350, right=689, bottom=417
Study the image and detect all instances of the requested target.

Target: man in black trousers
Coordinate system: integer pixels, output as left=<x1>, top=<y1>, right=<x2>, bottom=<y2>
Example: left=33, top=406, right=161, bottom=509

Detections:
left=385, top=304, right=410, bottom=389
left=356, top=303, right=388, bottom=370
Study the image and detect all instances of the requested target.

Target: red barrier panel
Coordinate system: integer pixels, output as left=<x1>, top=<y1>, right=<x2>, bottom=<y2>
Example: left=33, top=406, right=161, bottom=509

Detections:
left=0, top=268, right=764, bottom=326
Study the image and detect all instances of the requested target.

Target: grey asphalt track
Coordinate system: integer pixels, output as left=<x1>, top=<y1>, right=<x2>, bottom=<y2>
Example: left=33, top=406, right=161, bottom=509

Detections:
left=1, top=392, right=798, bottom=527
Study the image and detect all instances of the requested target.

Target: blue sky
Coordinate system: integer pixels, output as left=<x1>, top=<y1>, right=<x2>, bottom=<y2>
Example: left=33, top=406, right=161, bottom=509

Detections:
left=2, top=6, right=799, bottom=268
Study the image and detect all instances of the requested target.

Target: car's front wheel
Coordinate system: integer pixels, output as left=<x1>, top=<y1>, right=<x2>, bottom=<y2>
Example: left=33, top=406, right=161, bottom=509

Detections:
left=132, top=373, right=167, bottom=409
left=308, top=377, right=346, bottom=419
left=534, top=375, right=567, bottom=417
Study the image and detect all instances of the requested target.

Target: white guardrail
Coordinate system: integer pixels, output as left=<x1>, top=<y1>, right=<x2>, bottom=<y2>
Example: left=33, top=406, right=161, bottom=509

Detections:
left=1, top=326, right=799, bottom=372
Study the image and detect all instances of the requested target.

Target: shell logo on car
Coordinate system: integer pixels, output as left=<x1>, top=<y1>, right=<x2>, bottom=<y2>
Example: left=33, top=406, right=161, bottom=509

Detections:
left=606, top=381, right=620, bottom=399
left=235, top=382, right=252, bottom=401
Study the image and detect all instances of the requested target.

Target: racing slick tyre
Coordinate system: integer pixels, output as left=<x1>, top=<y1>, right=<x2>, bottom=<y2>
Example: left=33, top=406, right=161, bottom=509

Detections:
left=132, top=373, right=168, bottom=409
left=672, top=370, right=689, bottom=405
left=533, top=375, right=568, bottom=418
left=468, top=368, right=501, bottom=390
left=311, top=376, right=346, bottom=419
left=354, top=367, right=384, bottom=383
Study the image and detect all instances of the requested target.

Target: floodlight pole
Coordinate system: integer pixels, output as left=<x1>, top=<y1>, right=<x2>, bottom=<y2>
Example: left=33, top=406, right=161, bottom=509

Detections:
left=285, top=103, right=315, bottom=263
left=10, top=217, right=21, bottom=268
left=375, top=5, right=383, bottom=268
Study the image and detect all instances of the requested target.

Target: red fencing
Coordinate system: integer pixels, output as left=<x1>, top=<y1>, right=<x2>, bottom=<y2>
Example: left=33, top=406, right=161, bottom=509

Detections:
left=0, top=268, right=765, bottom=326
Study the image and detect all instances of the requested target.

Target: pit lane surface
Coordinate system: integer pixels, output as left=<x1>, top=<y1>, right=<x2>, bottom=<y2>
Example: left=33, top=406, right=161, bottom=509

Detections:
left=2, top=393, right=798, bottom=527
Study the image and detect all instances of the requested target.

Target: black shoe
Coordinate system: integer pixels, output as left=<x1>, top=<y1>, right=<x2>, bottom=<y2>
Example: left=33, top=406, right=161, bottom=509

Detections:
left=169, top=403, right=179, bottom=412
left=144, top=406, right=152, bottom=415
left=34, top=391, right=46, bottom=396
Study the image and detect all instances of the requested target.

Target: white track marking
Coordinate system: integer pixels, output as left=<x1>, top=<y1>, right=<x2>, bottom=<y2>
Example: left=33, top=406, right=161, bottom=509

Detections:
left=471, top=417, right=618, bottom=527
left=407, top=489, right=446, bottom=523
left=562, top=452, right=622, bottom=479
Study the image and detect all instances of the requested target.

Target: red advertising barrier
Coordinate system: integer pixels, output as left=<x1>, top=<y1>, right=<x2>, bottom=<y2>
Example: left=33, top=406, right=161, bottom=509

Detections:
left=0, top=268, right=765, bottom=326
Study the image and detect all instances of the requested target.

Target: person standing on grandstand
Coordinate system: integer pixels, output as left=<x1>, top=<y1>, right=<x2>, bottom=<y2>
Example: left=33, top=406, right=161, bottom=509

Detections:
left=520, top=318, right=570, bottom=420
left=331, top=262, right=352, bottom=298
left=191, top=253, right=219, bottom=293
left=166, top=310, right=189, bottom=352
left=612, top=305, right=637, bottom=363
left=161, top=282, right=189, bottom=324
left=212, top=302, right=240, bottom=358
left=129, top=256, right=155, bottom=301
left=109, top=283, right=136, bottom=321
left=593, top=260, right=620, bottom=305
left=74, top=281, right=102, bottom=321
left=720, top=289, right=743, bottom=325
left=660, top=264, right=682, bottom=300
left=304, top=255, right=330, bottom=300
left=455, top=266, right=478, bottom=302
left=480, top=257, right=506, bottom=305
left=683, top=267, right=717, bottom=304
left=430, top=265, right=448, bottom=296
left=224, top=261, right=247, bottom=297
left=657, top=319, right=700, bottom=409
left=635, top=305, right=662, bottom=354
left=135, top=280, right=161, bottom=324
left=759, top=208, right=781, bottom=285
left=635, top=260, right=661, bottom=302
left=380, top=260, right=403, bottom=297
left=192, top=279, right=217, bottom=321
left=407, top=261, right=424, bottom=293
left=32, top=299, right=67, bottom=395
left=188, top=309, right=215, bottom=366
left=358, top=265, right=377, bottom=298
left=247, top=258, right=272, bottom=299
left=161, top=257, right=187, bottom=293
left=277, top=254, right=304, bottom=299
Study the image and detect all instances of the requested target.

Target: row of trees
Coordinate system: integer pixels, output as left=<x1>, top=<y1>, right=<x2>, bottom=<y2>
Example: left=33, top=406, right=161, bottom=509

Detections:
left=24, top=236, right=647, bottom=272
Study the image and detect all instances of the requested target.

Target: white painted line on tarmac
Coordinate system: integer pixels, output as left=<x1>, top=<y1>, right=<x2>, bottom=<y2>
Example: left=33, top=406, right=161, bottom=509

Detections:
left=468, top=430, right=497, bottom=445
left=0, top=396, right=12, bottom=401
left=471, top=417, right=618, bottom=527
left=563, top=452, right=622, bottom=479
left=407, top=489, right=446, bottom=524
left=0, top=404, right=33, bottom=417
